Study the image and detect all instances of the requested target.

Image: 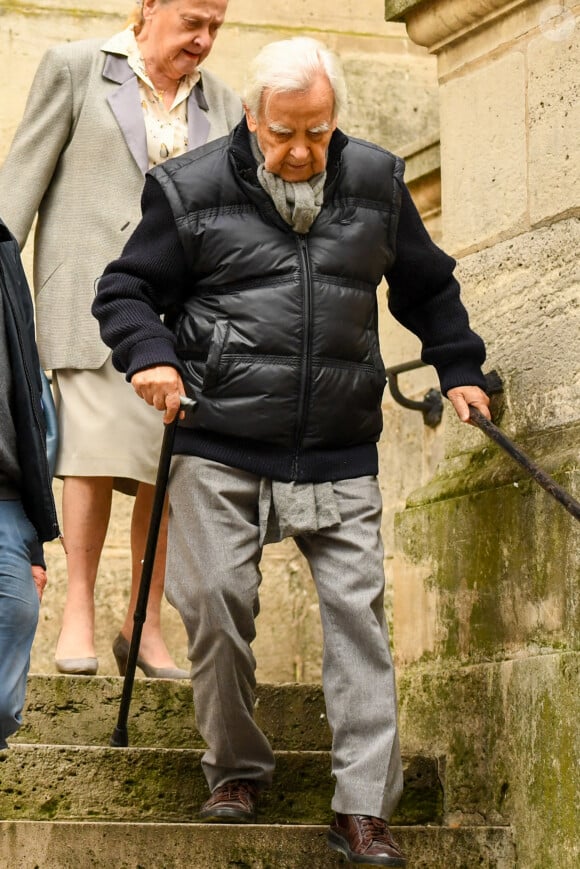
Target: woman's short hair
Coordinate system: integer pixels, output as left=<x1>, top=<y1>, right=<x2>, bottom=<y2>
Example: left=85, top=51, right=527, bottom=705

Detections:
left=126, top=1, right=145, bottom=33
left=126, top=0, right=171, bottom=35
left=243, top=37, right=348, bottom=120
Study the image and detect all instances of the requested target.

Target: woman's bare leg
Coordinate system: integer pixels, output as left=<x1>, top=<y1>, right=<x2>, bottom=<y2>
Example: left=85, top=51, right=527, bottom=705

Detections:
left=119, top=481, right=180, bottom=668
left=55, top=476, right=113, bottom=660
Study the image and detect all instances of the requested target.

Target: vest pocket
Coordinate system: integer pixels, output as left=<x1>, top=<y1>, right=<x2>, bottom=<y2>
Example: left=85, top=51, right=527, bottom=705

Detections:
left=367, top=329, right=386, bottom=384
left=203, top=318, right=230, bottom=390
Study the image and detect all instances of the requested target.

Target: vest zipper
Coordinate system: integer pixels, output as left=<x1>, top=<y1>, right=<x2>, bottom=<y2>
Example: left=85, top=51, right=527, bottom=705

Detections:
left=293, top=235, right=313, bottom=478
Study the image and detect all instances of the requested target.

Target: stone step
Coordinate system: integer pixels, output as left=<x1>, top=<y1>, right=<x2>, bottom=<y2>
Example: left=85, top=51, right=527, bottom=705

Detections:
left=0, top=744, right=442, bottom=826
left=0, top=820, right=517, bottom=868
left=5, top=677, right=518, bottom=867
left=18, top=675, right=331, bottom=750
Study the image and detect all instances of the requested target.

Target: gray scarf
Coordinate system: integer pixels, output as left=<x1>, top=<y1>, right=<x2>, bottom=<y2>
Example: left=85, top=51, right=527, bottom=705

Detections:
left=250, top=133, right=326, bottom=234
left=246, top=133, right=339, bottom=541
left=258, top=479, right=341, bottom=546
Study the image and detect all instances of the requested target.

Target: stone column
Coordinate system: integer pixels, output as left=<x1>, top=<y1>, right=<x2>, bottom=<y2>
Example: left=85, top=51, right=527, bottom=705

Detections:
left=385, top=1, right=579, bottom=866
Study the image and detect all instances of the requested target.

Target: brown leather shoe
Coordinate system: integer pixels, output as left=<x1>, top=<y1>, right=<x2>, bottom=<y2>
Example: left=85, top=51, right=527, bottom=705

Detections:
left=327, top=813, right=407, bottom=866
left=198, top=779, right=259, bottom=823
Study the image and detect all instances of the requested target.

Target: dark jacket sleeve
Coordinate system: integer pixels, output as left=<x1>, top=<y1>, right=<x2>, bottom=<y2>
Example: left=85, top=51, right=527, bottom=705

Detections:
left=92, top=175, right=190, bottom=379
left=29, top=540, right=46, bottom=569
left=0, top=218, right=59, bottom=547
left=385, top=183, right=487, bottom=395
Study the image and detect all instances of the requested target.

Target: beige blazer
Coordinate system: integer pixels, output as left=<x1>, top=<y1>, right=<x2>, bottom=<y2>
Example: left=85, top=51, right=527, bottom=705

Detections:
left=0, top=38, right=242, bottom=370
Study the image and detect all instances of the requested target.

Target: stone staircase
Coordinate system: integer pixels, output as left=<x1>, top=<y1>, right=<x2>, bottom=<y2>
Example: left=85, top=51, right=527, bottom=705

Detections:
left=0, top=675, right=515, bottom=867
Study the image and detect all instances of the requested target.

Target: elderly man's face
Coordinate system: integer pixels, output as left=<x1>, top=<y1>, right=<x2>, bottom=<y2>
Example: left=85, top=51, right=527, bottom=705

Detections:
left=245, top=74, right=337, bottom=183
left=141, top=0, right=227, bottom=81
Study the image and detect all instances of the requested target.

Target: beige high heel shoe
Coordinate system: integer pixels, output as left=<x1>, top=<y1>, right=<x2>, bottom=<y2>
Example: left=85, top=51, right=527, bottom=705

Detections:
left=55, top=656, right=98, bottom=676
left=112, top=634, right=190, bottom=679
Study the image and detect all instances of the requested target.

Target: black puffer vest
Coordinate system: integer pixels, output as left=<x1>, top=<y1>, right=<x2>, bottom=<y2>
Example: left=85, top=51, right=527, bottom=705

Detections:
left=152, top=122, right=404, bottom=482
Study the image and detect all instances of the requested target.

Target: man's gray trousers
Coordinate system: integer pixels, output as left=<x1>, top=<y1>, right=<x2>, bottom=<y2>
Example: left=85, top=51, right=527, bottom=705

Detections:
left=166, top=455, right=403, bottom=820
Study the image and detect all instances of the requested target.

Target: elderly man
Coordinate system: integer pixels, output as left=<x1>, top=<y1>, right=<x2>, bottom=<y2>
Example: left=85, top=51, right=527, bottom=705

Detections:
left=94, top=37, right=490, bottom=867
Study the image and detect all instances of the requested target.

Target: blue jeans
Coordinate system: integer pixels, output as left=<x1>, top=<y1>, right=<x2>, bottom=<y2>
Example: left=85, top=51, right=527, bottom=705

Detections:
left=0, top=500, right=40, bottom=749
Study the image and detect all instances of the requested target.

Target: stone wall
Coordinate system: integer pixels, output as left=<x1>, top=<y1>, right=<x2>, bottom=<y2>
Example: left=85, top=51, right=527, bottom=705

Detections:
left=386, top=1, right=579, bottom=865
left=1, top=0, right=444, bottom=681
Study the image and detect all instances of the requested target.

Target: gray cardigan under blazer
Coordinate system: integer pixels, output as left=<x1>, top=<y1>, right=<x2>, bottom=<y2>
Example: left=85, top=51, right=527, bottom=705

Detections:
left=0, top=37, right=242, bottom=370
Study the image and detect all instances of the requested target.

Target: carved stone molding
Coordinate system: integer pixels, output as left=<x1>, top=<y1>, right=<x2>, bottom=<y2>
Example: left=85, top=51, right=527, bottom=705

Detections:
left=385, top=0, right=531, bottom=50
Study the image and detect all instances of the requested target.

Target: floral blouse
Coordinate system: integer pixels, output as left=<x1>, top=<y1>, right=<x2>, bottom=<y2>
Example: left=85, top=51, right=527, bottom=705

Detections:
left=102, top=26, right=199, bottom=168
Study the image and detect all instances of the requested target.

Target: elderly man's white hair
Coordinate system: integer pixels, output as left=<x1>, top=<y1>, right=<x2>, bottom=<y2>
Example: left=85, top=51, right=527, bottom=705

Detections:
left=243, top=37, right=347, bottom=120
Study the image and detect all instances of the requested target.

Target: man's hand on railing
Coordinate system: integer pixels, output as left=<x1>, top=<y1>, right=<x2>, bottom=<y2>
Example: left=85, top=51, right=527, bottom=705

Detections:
left=446, top=385, right=491, bottom=424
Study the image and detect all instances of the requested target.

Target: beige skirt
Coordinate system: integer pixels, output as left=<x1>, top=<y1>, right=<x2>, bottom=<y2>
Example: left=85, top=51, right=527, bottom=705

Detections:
left=52, top=356, right=165, bottom=494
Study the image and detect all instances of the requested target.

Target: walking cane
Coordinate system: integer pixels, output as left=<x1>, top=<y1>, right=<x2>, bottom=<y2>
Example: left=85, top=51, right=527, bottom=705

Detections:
left=386, top=363, right=580, bottom=521
left=468, top=406, right=580, bottom=523
left=110, top=395, right=197, bottom=748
